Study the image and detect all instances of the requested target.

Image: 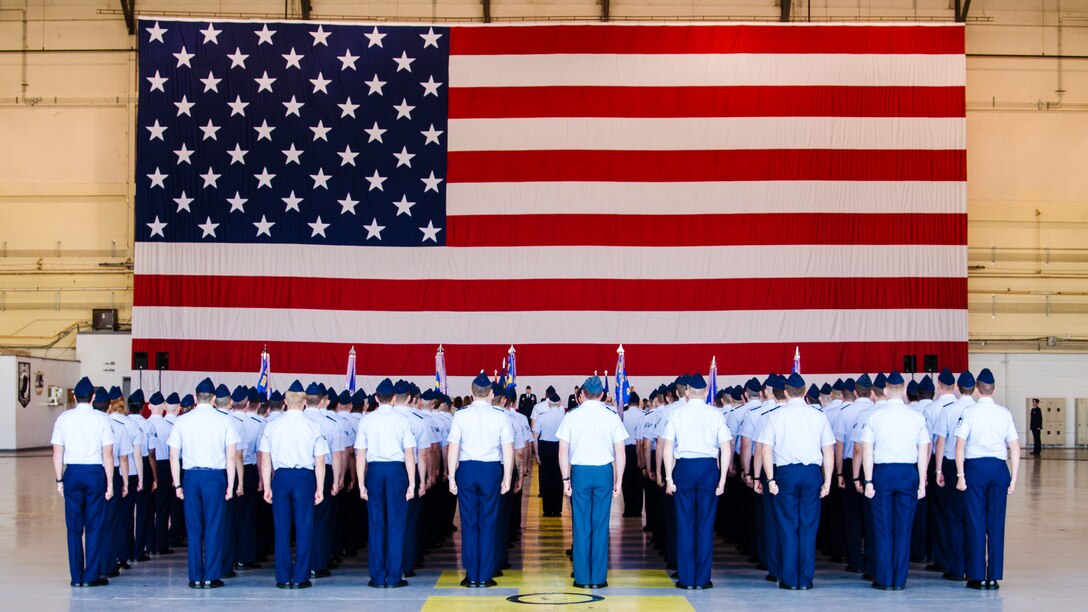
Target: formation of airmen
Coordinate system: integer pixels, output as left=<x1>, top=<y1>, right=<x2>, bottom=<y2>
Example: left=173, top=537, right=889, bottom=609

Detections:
left=50, top=365, right=1020, bottom=592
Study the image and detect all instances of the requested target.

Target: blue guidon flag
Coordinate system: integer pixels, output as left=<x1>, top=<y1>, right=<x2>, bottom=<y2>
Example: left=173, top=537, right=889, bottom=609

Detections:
left=132, top=19, right=968, bottom=393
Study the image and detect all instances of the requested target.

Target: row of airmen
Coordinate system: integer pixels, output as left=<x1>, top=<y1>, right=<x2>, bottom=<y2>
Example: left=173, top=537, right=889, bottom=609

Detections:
left=612, top=368, right=1019, bottom=590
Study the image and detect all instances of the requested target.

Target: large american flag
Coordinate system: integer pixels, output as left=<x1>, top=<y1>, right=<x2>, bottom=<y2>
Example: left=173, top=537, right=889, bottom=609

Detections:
left=132, top=19, right=967, bottom=394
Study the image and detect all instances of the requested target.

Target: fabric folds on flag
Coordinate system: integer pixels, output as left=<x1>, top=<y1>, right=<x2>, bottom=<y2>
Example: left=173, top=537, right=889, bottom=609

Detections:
left=131, top=19, right=968, bottom=392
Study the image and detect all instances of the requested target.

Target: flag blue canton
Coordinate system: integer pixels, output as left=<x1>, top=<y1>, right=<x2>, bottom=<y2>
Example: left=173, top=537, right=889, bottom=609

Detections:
left=135, top=19, right=449, bottom=247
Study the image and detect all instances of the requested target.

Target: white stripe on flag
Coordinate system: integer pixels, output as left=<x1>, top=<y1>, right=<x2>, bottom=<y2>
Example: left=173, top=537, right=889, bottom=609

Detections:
left=131, top=307, right=967, bottom=345
left=447, top=117, right=966, bottom=151
left=134, top=243, right=967, bottom=280
left=448, top=54, right=966, bottom=88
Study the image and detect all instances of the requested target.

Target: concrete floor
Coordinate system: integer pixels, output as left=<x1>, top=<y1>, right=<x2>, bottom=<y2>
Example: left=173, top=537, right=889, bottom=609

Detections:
left=1, top=450, right=1084, bottom=611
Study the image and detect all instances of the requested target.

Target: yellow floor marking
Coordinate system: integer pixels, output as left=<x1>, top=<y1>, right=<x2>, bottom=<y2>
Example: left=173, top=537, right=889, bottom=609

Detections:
left=435, top=569, right=675, bottom=590
left=422, top=595, right=694, bottom=612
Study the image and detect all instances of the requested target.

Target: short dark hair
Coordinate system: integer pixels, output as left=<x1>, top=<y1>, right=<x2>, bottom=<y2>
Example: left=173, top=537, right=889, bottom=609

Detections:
left=1033, top=398, right=1039, bottom=404
left=375, top=393, right=393, bottom=404
left=977, top=382, right=995, bottom=395
left=785, top=385, right=805, bottom=399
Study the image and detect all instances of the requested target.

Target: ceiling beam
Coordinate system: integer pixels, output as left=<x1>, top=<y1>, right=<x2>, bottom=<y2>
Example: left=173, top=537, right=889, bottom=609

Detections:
left=119, top=0, right=135, bottom=35
left=780, top=0, right=792, bottom=23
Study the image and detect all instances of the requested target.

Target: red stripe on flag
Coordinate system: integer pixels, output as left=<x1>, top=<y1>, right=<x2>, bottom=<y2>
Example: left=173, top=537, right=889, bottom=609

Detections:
left=130, top=339, right=969, bottom=377
left=447, top=150, right=967, bottom=183
left=449, top=86, right=966, bottom=119
left=449, top=25, right=965, bottom=56
left=446, top=213, right=966, bottom=247
left=134, top=276, right=967, bottom=312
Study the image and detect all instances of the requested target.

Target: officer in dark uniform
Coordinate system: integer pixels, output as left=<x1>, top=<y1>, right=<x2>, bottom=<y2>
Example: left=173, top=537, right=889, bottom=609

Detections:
left=1030, top=399, right=1043, bottom=456
left=518, top=386, right=537, bottom=420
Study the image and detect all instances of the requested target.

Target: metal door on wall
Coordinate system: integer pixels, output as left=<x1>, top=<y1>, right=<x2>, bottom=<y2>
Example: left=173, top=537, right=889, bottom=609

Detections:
left=1077, top=399, right=1088, bottom=446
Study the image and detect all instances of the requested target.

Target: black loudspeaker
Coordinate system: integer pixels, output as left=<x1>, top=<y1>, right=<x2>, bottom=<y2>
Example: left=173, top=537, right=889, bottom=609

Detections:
left=92, top=308, right=118, bottom=331
left=133, top=352, right=148, bottom=370
left=156, top=352, right=170, bottom=371
left=903, top=355, right=917, bottom=374
left=923, top=354, right=938, bottom=373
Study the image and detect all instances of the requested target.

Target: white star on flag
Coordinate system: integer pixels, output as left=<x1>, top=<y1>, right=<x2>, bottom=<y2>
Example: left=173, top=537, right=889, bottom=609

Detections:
left=254, top=120, right=275, bottom=141
left=283, top=48, right=304, bottom=69
left=282, top=191, right=303, bottom=212
left=394, top=99, right=415, bottom=120
left=311, top=168, right=331, bottom=189
left=147, top=167, right=167, bottom=188
left=255, top=167, right=276, bottom=189
left=283, top=96, right=305, bottom=117
left=310, top=73, right=331, bottom=94
left=365, top=122, right=386, bottom=143
left=253, top=215, right=275, bottom=237
left=338, top=97, right=359, bottom=118
left=174, top=143, right=194, bottom=164
left=173, top=191, right=193, bottom=212
left=227, top=47, right=249, bottom=69
left=420, top=76, right=443, bottom=97
left=227, top=95, right=249, bottom=117
left=200, top=71, right=222, bottom=93
left=308, top=216, right=330, bottom=238
left=227, top=143, right=248, bottom=164
left=200, top=23, right=221, bottom=44
left=363, top=218, right=385, bottom=240
left=255, top=71, right=276, bottom=93
left=365, top=74, right=386, bottom=96
left=227, top=192, right=248, bottom=213
left=146, top=120, right=167, bottom=141
left=310, top=26, right=331, bottom=46
left=146, top=22, right=167, bottom=43
left=393, top=195, right=416, bottom=216
left=174, top=95, right=194, bottom=116
left=338, top=193, right=359, bottom=215
left=200, top=167, right=221, bottom=188
left=366, top=170, right=387, bottom=191
left=393, top=146, right=415, bottom=168
left=198, top=217, right=219, bottom=238
left=147, top=71, right=168, bottom=92
left=310, top=121, right=331, bottom=141
left=421, top=171, right=443, bottom=193
left=419, top=221, right=442, bottom=243
left=339, top=50, right=359, bottom=71
left=147, top=216, right=167, bottom=237
left=173, top=46, right=194, bottom=68
left=365, top=27, right=386, bottom=48
left=282, top=144, right=303, bottom=164
left=200, top=119, right=221, bottom=140
left=420, top=27, right=442, bottom=48
left=338, top=146, right=359, bottom=166
left=255, top=24, right=277, bottom=45
left=393, top=51, right=415, bottom=72
left=421, top=124, right=443, bottom=145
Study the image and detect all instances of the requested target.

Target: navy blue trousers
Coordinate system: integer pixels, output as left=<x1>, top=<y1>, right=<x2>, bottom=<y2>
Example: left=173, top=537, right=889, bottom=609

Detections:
left=221, top=488, right=237, bottom=574
left=455, top=461, right=502, bottom=583
left=773, top=463, right=822, bottom=588
left=100, top=468, right=122, bottom=575
left=63, top=465, right=107, bottom=584
left=760, top=474, right=782, bottom=579
left=495, top=491, right=512, bottom=568
left=841, top=458, right=865, bottom=571
left=133, top=457, right=154, bottom=559
left=571, top=464, right=613, bottom=586
left=404, top=495, right=421, bottom=574
left=272, top=468, right=316, bottom=585
left=120, top=474, right=137, bottom=562
left=152, top=460, right=174, bottom=554
left=926, top=455, right=945, bottom=568
left=871, top=463, right=919, bottom=588
left=673, top=457, right=719, bottom=588
left=183, top=468, right=227, bottom=583
left=366, top=461, right=409, bottom=586
left=964, top=458, right=1011, bottom=581
left=311, top=467, right=334, bottom=571
left=941, top=458, right=968, bottom=577
left=237, top=464, right=259, bottom=564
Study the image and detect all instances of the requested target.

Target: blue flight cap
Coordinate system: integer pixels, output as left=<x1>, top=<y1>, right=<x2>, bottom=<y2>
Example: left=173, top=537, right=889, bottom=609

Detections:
left=490, top=381, right=504, bottom=397
left=547, top=391, right=561, bottom=402
left=326, top=387, right=339, bottom=399
left=472, top=372, right=491, bottom=388
left=74, top=377, right=94, bottom=398
left=94, top=388, right=110, bottom=404
left=844, top=378, right=856, bottom=392
left=957, top=370, right=975, bottom=388
left=820, top=383, right=832, bottom=395
left=832, top=378, right=844, bottom=392
left=546, top=385, right=556, bottom=394
left=657, top=384, right=667, bottom=395
left=247, top=387, right=261, bottom=403
left=149, top=391, right=165, bottom=405
left=269, top=390, right=284, bottom=402
left=768, top=376, right=786, bottom=391
left=887, top=370, right=905, bottom=386
left=393, top=380, right=410, bottom=395
left=108, top=386, right=123, bottom=401
left=920, top=375, right=934, bottom=392
left=316, top=383, right=327, bottom=395
left=181, top=394, right=195, bottom=408
left=856, top=373, right=872, bottom=388
left=937, top=368, right=955, bottom=387
left=907, top=380, right=919, bottom=395
left=688, top=373, right=707, bottom=390
left=505, top=388, right=517, bottom=402
left=166, top=392, right=181, bottom=404
left=305, top=382, right=322, bottom=395
left=977, top=368, right=995, bottom=385
left=409, top=383, right=421, bottom=396
left=352, top=390, right=366, bottom=407
left=338, top=390, right=353, bottom=404
left=675, top=374, right=688, bottom=386
left=196, top=377, right=215, bottom=394
left=582, top=376, right=604, bottom=395
left=666, top=383, right=677, bottom=395
left=421, top=389, right=438, bottom=401
left=215, top=384, right=230, bottom=399
left=873, top=373, right=887, bottom=389
left=231, top=386, right=248, bottom=402
left=376, top=378, right=395, bottom=396
left=649, top=390, right=658, bottom=401
left=129, top=389, right=145, bottom=404
left=745, top=378, right=762, bottom=393
left=806, top=384, right=819, bottom=399
left=786, top=372, right=805, bottom=388
left=327, top=394, right=340, bottom=409
left=287, top=380, right=305, bottom=393
left=729, top=387, right=744, bottom=401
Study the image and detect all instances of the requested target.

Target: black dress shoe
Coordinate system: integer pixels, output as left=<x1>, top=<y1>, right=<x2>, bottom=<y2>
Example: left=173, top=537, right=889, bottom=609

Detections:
left=205, top=579, right=225, bottom=589
left=293, top=580, right=313, bottom=589
left=117, top=561, right=132, bottom=570
left=389, top=580, right=408, bottom=588
left=70, top=582, right=84, bottom=588
left=671, top=572, right=679, bottom=579
left=500, top=562, right=512, bottom=570
left=479, top=579, right=497, bottom=587
left=966, top=580, right=985, bottom=590
left=925, top=564, right=945, bottom=573
left=104, top=569, right=120, bottom=578
left=943, top=572, right=964, bottom=581
left=368, top=580, right=386, bottom=588
left=137, top=555, right=152, bottom=562
left=987, top=580, right=1000, bottom=590
left=276, top=582, right=289, bottom=589
left=798, top=584, right=814, bottom=590
left=755, top=562, right=768, bottom=571
left=666, top=563, right=677, bottom=570
left=404, top=570, right=416, bottom=578
left=223, top=570, right=238, bottom=578
left=871, top=582, right=895, bottom=591
left=311, top=569, right=331, bottom=578
left=765, top=574, right=778, bottom=583
left=239, top=562, right=262, bottom=570
left=493, top=570, right=503, bottom=577
left=862, top=573, right=875, bottom=581
left=188, top=581, right=201, bottom=589
left=86, top=578, right=109, bottom=587
left=678, top=582, right=711, bottom=590
left=780, top=584, right=803, bottom=591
